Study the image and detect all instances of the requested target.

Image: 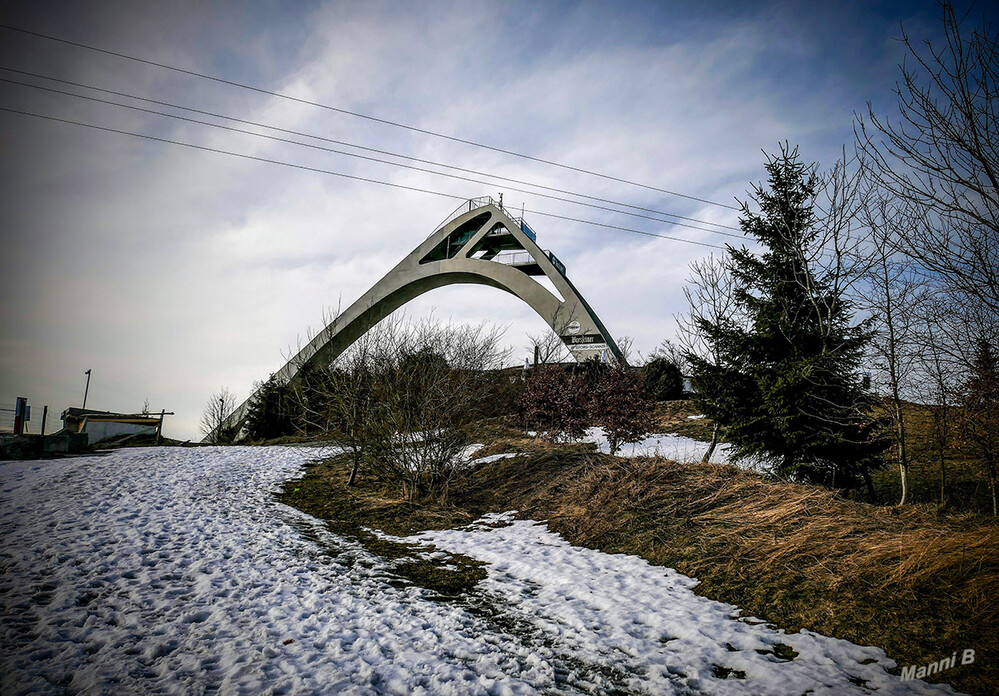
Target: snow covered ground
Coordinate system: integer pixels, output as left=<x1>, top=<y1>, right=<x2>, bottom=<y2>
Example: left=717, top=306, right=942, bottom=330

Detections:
left=581, top=427, right=735, bottom=466
left=470, top=452, right=525, bottom=466
left=1, top=447, right=960, bottom=695
left=581, top=427, right=776, bottom=474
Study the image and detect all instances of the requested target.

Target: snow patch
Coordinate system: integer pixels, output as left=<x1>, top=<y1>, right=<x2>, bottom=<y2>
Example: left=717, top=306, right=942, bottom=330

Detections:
left=470, top=452, right=525, bottom=465
left=410, top=512, right=961, bottom=696
left=581, top=427, right=734, bottom=465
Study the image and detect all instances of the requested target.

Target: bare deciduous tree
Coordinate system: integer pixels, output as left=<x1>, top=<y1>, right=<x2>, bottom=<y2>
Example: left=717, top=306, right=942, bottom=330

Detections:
left=921, top=317, right=957, bottom=506
left=292, top=312, right=508, bottom=499
left=857, top=1, right=999, bottom=314
left=615, top=336, right=635, bottom=365
left=909, top=291, right=998, bottom=509
left=526, top=306, right=575, bottom=365
left=650, top=339, right=686, bottom=369
left=291, top=319, right=388, bottom=486
left=201, top=387, right=237, bottom=444
left=858, top=191, right=931, bottom=504
left=676, top=253, right=739, bottom=464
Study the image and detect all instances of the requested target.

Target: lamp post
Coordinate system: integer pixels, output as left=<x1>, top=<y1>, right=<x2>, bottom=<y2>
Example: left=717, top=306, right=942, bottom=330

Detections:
left=83, top=369, right=92, bottom=410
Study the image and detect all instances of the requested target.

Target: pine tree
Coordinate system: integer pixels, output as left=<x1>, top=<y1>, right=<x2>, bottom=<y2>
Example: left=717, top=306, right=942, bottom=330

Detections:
left=961, top=339, right=999, bottom=515
left=244, top=375, right=295, bottom=441
left=686, top=145, right=887, bottom=493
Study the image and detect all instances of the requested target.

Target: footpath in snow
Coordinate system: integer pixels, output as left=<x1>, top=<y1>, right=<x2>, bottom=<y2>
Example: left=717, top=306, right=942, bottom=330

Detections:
left=1, top=447, right=961, bottom=695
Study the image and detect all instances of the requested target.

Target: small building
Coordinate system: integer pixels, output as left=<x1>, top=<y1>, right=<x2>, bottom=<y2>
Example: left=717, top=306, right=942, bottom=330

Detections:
left=60, top=408, right=161, bottom=444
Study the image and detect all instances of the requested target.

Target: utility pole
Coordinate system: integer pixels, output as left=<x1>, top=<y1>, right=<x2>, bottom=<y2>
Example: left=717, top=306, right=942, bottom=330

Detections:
left=40, top=405, right=48, bottom=436
left=83, top=369, right=92, bottom=410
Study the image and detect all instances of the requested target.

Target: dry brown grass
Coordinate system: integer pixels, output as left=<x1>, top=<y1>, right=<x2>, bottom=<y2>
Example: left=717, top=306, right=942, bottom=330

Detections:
left=642, top=399, right=996, bottom=515
left=651, top=400, right=716, bottom=440
left=281, top=432, right=999, bottom=695
left=449, top=451, right=999, bottom=695
left=675, top=467, right=994, bottom=586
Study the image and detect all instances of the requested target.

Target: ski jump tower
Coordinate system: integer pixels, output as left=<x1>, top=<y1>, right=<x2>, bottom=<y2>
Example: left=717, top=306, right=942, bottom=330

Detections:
left=218, top=196, right=622, bottom=435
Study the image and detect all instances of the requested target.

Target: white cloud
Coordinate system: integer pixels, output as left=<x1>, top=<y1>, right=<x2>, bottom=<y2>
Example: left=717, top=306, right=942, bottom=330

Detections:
left=0, top=0, right=938, bottom=439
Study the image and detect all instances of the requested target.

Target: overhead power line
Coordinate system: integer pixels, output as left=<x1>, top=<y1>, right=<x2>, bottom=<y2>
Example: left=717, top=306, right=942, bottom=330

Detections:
left=0, top=23, right=740, bottom=211
left=0, top=106, right=726, bottom=250
left=0, top=67, right=741, bottom=233
left=524, top=209, right=723, bottom=248
left=0, top=74, right=745, bottom=239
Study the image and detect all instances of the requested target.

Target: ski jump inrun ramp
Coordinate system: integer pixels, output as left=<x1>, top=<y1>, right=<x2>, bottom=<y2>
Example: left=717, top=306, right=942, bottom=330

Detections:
left=218, top=196, right=623, bottom=435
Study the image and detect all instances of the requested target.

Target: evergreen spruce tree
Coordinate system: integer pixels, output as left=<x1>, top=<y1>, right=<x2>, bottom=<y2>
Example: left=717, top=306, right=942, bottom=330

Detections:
left=642, top=355, right=684, bottom=401
left=244, top=374, right=295, bottom=441
left=686, top=145, right=887, bottom=493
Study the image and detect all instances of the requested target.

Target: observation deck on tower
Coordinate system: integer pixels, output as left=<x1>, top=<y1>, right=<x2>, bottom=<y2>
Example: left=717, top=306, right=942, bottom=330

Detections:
left=423, top=196, right=567, bottom=277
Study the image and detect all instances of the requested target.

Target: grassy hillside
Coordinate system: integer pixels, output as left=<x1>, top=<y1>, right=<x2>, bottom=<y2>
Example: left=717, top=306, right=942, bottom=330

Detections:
left=279, top=425, right=998, bottom=696
left=655, top=399, right=996, bottom=515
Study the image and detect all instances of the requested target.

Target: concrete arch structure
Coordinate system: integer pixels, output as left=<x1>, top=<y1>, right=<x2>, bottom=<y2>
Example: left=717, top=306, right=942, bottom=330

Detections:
left=220, top=197, right=622, bottom=434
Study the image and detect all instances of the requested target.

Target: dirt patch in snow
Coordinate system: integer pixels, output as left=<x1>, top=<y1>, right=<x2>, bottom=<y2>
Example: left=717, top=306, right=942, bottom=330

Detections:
left=276, top=455, right=487, bottom=597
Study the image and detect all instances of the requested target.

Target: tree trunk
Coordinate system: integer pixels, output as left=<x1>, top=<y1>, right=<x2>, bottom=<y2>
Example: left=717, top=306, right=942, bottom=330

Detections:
left=929, top=345, right=950, bottom=506
left=701, top=423, right=719, bottom=464
left=885, top=285, right=909, bottom=506
left=893, top=396, right=908, bottom=504
left=989, top=459, right=997, bottom=517
left=347, top=457, right=359, bottom=487
left=863, top=467, right=877, bottom=503
left=935, top=408, right=949, bottom=507
left=940, top=453, right=947, bottom=507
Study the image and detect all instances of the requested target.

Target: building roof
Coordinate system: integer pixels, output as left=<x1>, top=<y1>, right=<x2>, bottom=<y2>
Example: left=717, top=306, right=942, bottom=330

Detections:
left=61, top=407, right=160, bottom=424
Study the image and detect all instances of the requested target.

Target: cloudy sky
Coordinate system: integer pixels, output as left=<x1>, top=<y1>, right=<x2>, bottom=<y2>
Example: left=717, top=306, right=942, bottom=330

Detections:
left=0, top=0, right=986, bottom=440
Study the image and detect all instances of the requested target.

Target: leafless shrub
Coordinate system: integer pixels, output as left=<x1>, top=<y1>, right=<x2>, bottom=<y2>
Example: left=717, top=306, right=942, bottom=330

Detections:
left=367, top=319, right=508, bottom=500
left=518, top=364, right=589, bottom=442
left=589, top=365, right=656, bottom=455
left=293, top=313, right=508, bottom=500
left=526, top=306, right=575, bottom=365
